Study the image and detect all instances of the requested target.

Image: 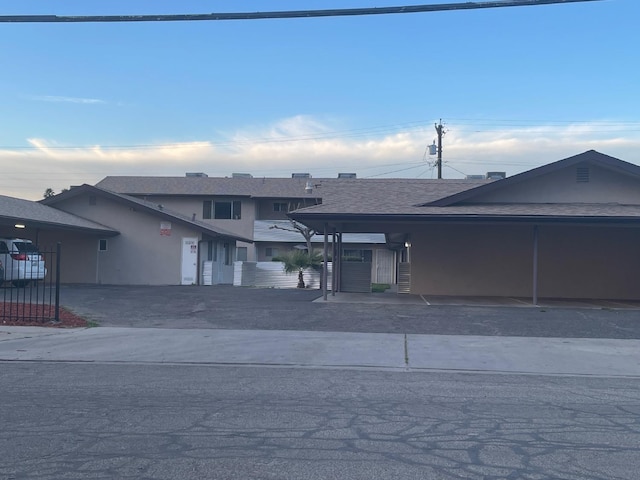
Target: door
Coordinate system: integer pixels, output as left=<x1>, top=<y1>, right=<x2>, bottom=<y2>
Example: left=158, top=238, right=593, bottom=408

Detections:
left=375, top=249, right=396, bottom=284
left=181, top=237, right=199, bottom=285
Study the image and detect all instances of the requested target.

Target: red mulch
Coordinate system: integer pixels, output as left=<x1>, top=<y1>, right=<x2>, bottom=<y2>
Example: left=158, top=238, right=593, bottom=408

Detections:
left=0, top=302, right=88, bottom=327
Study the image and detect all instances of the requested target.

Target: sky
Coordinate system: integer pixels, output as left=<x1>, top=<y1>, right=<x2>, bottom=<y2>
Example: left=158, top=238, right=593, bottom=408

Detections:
left=1, top=0, right=638, bottom=200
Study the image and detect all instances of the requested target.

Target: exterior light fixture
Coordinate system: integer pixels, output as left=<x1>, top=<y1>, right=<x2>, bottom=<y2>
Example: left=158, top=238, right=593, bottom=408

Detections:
left=14, top=223, right=26, bottom=229
left=404, top=241, right=411, bottom=248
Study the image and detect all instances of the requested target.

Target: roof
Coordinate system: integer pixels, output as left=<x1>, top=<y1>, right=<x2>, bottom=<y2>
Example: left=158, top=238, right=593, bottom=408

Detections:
left=0, top=194, right=118, bottom=235
left=42, top=185, right=253, bottom=243
left=425, top=150, right=640, bottom=207
left=290, top=178, right=490, bottom=215
left=288, top=151, right=640, bottom=231
left=96, top=176, right=333, bottom=199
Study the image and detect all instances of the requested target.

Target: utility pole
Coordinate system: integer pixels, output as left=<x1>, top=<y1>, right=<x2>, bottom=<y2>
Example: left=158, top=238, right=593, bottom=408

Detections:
left=435, top=119, right=444, bottom=179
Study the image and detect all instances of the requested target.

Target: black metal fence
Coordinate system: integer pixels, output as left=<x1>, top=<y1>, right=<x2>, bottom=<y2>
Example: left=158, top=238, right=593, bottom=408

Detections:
left=0, top=243, right=61, bottom=324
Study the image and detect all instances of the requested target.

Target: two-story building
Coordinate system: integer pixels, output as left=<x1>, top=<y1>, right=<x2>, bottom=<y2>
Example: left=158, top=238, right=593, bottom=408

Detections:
left=89, top=173, right=391, bottom=285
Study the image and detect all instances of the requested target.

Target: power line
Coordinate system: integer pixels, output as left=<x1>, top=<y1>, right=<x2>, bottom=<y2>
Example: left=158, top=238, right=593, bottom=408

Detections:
left=0, top=0, right=603, bottom=23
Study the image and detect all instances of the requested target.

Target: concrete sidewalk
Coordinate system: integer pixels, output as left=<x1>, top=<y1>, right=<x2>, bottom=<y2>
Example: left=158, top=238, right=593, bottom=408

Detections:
left=1, top=326, right=640, bottom=377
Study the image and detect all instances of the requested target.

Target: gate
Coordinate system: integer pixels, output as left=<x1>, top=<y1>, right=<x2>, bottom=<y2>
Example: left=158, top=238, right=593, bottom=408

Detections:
left=0, top=243, right=61, bottom=323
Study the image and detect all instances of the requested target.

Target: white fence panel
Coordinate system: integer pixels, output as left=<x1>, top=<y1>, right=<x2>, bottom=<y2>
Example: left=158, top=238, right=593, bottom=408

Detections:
left=234, top=261, right=331, bottom=289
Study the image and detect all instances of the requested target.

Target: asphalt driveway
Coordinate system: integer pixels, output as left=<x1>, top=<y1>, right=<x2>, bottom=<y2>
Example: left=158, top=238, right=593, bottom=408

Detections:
left=59, top=285, right=640, bottom=339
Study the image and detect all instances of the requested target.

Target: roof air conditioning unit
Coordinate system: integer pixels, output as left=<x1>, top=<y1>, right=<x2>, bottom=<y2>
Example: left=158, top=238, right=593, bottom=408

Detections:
left=486, top=171, right=506, bottom=180
left=292, top=173, right=311, bottom=178
left=186, top=172, right=208, bottom=178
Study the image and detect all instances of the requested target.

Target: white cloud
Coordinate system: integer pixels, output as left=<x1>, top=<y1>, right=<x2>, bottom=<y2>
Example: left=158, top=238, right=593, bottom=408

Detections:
left=28, top=95, right=106, bottom=104
left=2, top=116, right=640, bottom=200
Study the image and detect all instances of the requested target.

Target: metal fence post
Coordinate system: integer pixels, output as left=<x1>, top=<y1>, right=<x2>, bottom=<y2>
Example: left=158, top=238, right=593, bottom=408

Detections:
left=55, top=242, right=61, bottom=322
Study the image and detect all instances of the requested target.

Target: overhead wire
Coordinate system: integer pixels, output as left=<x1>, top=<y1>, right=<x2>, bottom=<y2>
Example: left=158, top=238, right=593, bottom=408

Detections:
left=0, top=0, right=603, bottom=23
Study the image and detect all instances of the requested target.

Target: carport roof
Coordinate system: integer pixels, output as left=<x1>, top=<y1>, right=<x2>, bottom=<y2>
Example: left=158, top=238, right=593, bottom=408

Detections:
left=0, top=194, right=118, bottom=234
left=42, top=185, right=253, bottom=243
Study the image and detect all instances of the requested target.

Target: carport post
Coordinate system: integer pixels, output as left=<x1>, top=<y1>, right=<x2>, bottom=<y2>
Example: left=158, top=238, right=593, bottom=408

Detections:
left=532, top=225, right=539, bottom=306
left=331, top=227, right=337, bottom=296
left=323, top=223, right=329, bottom=301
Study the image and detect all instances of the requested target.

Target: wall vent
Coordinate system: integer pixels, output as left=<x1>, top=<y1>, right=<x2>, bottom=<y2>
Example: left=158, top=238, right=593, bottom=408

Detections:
left=576, top=167, right=590, bottom=183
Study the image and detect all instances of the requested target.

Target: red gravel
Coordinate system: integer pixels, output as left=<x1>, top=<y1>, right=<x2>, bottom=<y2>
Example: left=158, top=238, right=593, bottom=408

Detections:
left=0, top=302, right=88, bottom=327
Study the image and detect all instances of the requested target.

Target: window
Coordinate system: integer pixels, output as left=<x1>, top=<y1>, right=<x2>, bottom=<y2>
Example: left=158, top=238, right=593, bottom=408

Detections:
left=265, top=247, right=279, bottom=258
left=224, top=243, right=232, bottom=265
left=343, top=249, right=372, bottom=262
left=273, top=202, right=288, bottom=212
left=207, top=241, right=217, bottom=261
left=203, top=200, right=242, bottom=219
left=203, top=200, right=212, bottom=219
left=236, top=247, right=248, bottom=262
left=98, top=239, right=108, bottom=251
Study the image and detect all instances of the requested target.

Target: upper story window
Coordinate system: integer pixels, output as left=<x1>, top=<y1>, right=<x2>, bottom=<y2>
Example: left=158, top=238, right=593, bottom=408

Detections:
left=273, top=202, right=288, bottom=212
left=203, top=200, right=242, bottom=220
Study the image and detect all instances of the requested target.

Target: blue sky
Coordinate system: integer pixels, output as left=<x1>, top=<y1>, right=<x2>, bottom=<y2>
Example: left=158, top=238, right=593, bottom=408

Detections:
left=1, top=0, right=638, bottom=199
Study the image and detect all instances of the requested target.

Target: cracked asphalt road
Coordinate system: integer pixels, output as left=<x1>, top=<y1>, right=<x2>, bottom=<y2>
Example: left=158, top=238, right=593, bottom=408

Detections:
left=2, top=363, right=640, bottom=480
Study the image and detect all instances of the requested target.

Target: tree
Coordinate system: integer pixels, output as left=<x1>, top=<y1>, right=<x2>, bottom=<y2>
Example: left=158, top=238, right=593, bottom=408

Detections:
left=43, top=188, right=55, bottom=199
left=273, top=250, right=323, bottom=288
left=269, top=219, right=317, bottom=254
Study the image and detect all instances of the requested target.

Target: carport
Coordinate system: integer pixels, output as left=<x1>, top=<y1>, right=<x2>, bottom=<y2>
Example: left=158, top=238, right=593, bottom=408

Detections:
left=290, top=151, right=640, bottom=303
left=0, top=194, right=120, bottom=282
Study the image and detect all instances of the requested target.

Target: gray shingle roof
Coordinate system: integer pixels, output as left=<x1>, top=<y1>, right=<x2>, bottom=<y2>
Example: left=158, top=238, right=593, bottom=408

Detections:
left=0, top=194, right=117, bottom=234
left=96, top=176, right=329, bottom=199
left=43, top=185, right=252, bottom=242
left=94, top=175, right=488, bottom=203
left=293, top=179, right=490, bottom=215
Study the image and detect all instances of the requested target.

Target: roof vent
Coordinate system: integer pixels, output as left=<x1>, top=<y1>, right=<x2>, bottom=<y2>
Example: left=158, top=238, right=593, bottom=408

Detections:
left=292, top=173, right=311, bottom=178
left=338, top=173, right=357, bottom=178
left=186, top=172, right=208, bottom=178
left=486, top=171, right=506, bottom=180
left=576, top=166, right=590, bottom=183
left=231, top=173, right=253, bottom=178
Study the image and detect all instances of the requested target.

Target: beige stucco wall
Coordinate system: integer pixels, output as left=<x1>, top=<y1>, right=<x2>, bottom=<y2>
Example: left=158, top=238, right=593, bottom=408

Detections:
left=410, top=224, right=640, bottom=300
left=36, top=230, right=102, bottom=284
left=474, top=163, right=640, bottom=204
left=410, top=225, right=533, bottom=297
left=51, top=195, right=203, bottom=285
left=538, top=226, right=640, bottom=299
left=134, top=195, right=256, bottom=240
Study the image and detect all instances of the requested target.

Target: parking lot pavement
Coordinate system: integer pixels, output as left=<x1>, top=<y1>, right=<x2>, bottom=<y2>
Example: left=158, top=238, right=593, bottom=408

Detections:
left=58, top=285, right=640, bottom=339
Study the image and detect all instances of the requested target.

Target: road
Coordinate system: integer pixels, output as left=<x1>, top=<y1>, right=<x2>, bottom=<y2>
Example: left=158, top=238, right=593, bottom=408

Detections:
left=2, top=363, right=640, bottom=480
